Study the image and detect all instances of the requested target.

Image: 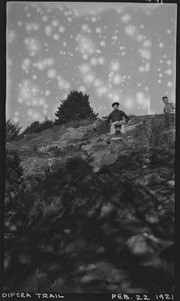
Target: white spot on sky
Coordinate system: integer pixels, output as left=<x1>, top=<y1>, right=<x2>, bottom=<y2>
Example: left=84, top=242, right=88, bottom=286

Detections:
left=96, top=27, right=102, bottom=34
left=18, top=21, right=23, bottom=26
left=33, top=58, right=54, bottom=70
left=137, top=34, right=145, bottom=42
left=144, top=62, right=150, bottom=72
left=113, top=74, right=122, bottom=85
left=124, top=97, right=134, bottom=110
left=42, top=15, right=49, bottom=22
left=21, top=58, right=31, bottom=73
left=167, top=81, right=173, bottom=87
left=90, top=57, right=98, bottom=66
left=25, top=23, right=39, bottom=33
left=78, top=85, right=86, bottom=93
left=91, top=16, right=97, bottom=22
left=7, top=30, right=17, bottom=44
left=139, top=66, right=144, bottom=72
left=143, top=40, right=152, bottom=48
left=100, top=40, right=106, bottom=47
left=53, top=33, right=60, bottom=40
left=166, top=69, right=173, bottom=75
left=45, top=90, right=51, bottom=96
left=47, top=68, right=57, bottom=79
left=159, top=42, right=164, bottom=48
left=121, top=14, right=131, bottom=23
left=58, top=26, right=65, bottom=33
left=51, top=19, right=59, bottom=27
left=125, top=25, right=136, bottom=37
left=45, top=25, right=53, bottom=36
left=77, top=34, right=96, bottom=58
left=98, top=57, right=105, bottom=65
left=81, top=24, right=90, bottom=33
left=110, top=61, right=119, bottom=71
left=24, top=37, right=41, bottom=56
left=139, top=49, right=151, bottom=60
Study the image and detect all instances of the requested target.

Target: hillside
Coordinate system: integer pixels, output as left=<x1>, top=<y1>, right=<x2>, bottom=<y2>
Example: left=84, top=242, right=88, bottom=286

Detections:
left=4, top=114, right=175, bottom=293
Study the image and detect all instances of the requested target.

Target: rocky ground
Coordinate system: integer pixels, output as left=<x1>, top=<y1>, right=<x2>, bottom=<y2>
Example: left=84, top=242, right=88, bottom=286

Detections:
left=4, top=114, right=175, bottom=293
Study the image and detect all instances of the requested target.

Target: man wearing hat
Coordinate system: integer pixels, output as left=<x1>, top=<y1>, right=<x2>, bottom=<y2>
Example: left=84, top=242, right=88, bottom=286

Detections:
left=106, top=102, right=130, bottom=134
left=162, top=96, right=175, bottom=128
left=162, top=96, right=175, bottom=115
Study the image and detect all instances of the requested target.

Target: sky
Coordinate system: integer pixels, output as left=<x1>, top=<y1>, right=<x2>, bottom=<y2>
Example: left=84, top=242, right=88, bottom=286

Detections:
left=7, top=2, right=177, bottom=129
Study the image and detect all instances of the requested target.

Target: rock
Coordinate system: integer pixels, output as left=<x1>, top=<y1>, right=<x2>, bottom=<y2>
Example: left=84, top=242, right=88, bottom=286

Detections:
left=100, top=203, right=116, bottom=218
left=158, top=205, right=166, bottom=216
left=4, top=254, right=11, bottom=272
left=110, top=269, right=125, bottom=283
left=63, top=243, right=76, bottom=254
left=95, top=262, right=114, bottom=274
left=120, top=280, right=132, bottom=290
left=93, top=167, right=100, bottom=173
left=97, top=247, right=106, bottom=254
left=126, top=288, right=148, bottom=293
left=106, top=284, right=119, bottom=292
left=18, top=253, right=31, bottom=265
left=167, top=180, right=175, bottom=187
left=64, top=229, right=71, bottom=234
left=140, top=173, right=163, bottom=186
left=38, top=244, right=54, bottom=254
left=87, top=209, right=96, bottom=218
left=80, top=275, right=95, bottom=284
left=78, top=264, right=96, bottom=272
left=126, top=234, right=154, bottom=256
left=51, top=278, right=64, bottom=290
left=9, top=225, right=17, bottom=232
left=145, top=210, right=159, bottom=224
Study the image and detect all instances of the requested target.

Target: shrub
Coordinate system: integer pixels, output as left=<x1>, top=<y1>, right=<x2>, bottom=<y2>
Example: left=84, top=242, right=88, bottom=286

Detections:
left=5, top=147, right=23, bottom=234
left=22, top=117, right=54, bottom=135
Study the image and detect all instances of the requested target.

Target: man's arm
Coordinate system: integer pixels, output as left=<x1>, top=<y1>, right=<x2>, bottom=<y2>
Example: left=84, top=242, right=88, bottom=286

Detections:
left=122, top=111, right=130, bottom=123
left=171, top=102, right=175, bottom=110
left=106, top=112, right=112, bottom=123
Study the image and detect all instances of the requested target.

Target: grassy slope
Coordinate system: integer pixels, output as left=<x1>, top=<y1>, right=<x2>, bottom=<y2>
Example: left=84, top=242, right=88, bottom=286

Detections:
left=4, top=114, right=175, bottom=293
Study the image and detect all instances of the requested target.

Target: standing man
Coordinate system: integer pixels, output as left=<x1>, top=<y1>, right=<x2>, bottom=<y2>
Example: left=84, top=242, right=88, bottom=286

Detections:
left=106, top=102, right=130, bottom=134
left=162, top=96, right=175, bottom=115
left=162, top=96, right=175, bottom=128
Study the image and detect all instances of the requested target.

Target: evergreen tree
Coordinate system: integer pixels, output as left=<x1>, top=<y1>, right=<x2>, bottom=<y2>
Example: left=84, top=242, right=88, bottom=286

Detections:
left=22, top=121, right=41, bottom=135
left=6, top=119, right=22, bottom=142
left=55, top=90, right=97, bottom=125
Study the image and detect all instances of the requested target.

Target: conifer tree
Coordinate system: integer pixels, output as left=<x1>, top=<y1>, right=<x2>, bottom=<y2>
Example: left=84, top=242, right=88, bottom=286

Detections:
left=6, top=119, right=21, bottom=141
left=55, top=90, right=97, bottom=125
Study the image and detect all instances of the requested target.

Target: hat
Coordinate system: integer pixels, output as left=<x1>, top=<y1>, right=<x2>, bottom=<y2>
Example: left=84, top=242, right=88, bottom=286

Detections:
left=162, top=96, right=168, bottom=100
left=112, top=102, right=119, bottom=107
left=114, top=123, right=121, bottom=128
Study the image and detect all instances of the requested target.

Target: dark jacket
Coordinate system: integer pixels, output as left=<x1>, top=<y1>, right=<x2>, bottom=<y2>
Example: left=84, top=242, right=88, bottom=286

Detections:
left=107, top=110, right=129, bottom=123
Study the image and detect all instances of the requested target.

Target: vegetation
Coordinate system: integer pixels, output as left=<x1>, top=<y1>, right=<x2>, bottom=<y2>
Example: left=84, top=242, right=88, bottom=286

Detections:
left=6, top=119, right=22, bottom=142
left=22, top=116, right=54, bottom=135
left=4, top=113, right=175, bottom=293
left=55, top=90, right=97, bottom=125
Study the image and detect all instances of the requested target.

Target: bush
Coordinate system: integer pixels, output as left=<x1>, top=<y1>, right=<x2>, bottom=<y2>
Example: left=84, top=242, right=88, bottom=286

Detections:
left=149, top=115, right=175, bottom=149
left=22, top=117, right=54, bottom=135
left=5, top=147, right=23, bottom=234
left=96, top=119, right=109, bottom=135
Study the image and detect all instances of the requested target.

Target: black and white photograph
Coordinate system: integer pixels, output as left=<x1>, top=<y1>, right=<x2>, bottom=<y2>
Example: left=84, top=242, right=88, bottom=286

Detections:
left=5, top=1, right=176, bottom=296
